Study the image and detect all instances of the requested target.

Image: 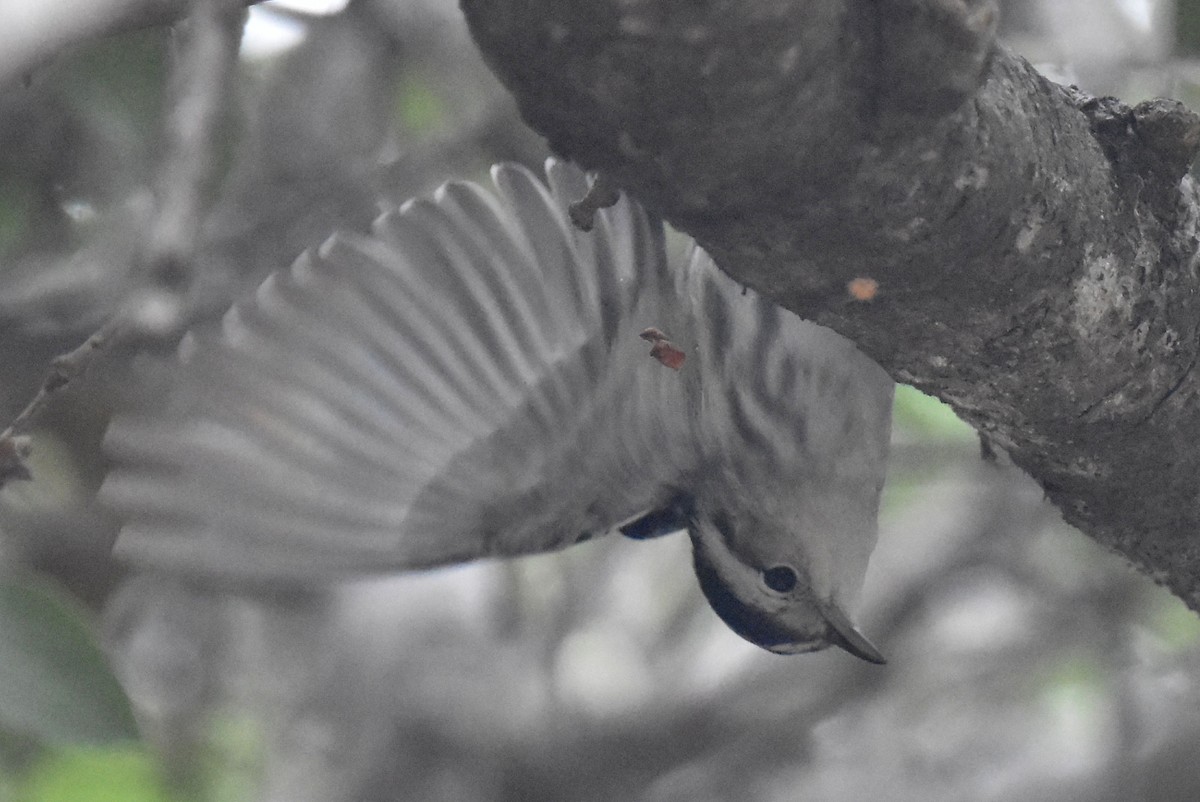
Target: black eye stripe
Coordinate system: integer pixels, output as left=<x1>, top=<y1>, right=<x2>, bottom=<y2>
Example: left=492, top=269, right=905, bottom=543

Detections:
left=712, top=511, right=735, bottom=542
left=762, top=565, right=798, bottom=593
left=692, top=543, right=797, bottom=649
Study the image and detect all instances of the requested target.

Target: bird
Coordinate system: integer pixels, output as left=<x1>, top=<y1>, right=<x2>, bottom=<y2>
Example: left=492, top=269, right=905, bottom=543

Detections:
left=101, top=159, right=894, bottom=663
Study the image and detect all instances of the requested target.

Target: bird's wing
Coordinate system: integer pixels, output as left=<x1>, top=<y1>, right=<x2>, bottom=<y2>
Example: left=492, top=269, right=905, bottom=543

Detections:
left=101, top=161, right=702, bottom=580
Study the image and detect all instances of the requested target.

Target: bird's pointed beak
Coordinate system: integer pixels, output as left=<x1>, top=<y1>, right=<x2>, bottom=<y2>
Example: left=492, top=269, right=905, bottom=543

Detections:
left=821, top=602, right=886, bottom=665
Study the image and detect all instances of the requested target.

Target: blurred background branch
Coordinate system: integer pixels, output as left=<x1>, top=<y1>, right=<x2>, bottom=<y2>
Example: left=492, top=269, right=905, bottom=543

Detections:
left=142, top=0, right=245, bottom=293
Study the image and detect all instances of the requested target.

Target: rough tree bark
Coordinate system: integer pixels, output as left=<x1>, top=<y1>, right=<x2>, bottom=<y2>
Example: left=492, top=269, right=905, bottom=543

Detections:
left=460, top=0, right=1200, bottom=609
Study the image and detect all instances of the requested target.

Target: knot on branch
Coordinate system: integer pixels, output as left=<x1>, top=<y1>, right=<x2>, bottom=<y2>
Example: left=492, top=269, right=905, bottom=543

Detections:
left=1132, top=99, right=1200, bottom=184
left=1071, top=92, right=1200, bottom=218
left=1074, top=94, right=1200, bottom=183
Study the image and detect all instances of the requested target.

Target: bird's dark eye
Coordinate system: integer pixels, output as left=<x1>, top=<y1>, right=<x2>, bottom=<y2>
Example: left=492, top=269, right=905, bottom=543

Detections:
left=762, top=565, right=798, bottom=593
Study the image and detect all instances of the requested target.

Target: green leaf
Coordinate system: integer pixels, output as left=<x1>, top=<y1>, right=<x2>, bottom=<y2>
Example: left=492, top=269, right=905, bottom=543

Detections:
left=395, top=75, right=447, bottom=135
left=17, top=745, right=170, bottom=802
left=1179, top=0, right=1200, bottom=56
left=1151, top=594, right=1200, bottom=652
left=892, top=384, right=976, bottom=442
left=0, top=572, right=138, bottom=745
left=0, top=176, right=33, bottom=260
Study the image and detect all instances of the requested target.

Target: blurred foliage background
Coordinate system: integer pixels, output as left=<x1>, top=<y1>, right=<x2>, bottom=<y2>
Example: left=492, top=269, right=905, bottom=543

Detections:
left=2, top=0, right=1200, bottom=800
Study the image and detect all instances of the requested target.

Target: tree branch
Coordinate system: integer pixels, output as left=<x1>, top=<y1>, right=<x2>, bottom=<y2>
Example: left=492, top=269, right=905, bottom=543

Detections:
left=461, top=0, right=1200, bottom=609
left=143, top=0, right=245, bottom=289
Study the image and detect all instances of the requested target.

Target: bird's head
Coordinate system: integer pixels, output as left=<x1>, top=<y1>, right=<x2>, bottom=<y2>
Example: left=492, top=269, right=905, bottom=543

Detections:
left=686, top=491, right=885, bottom=663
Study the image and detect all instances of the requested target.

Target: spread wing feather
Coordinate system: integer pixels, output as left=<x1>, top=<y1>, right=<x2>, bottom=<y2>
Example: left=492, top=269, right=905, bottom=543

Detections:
left=102, top=161, right=698, bottom=579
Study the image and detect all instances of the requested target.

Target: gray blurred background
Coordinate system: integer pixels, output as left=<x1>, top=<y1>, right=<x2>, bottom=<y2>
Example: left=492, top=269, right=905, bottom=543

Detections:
left=2, top=1, right=1200, bottom=800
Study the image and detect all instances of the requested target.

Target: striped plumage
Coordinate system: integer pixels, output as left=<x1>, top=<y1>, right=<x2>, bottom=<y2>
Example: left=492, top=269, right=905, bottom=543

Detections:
left=102, top=160, right=893, bottom=660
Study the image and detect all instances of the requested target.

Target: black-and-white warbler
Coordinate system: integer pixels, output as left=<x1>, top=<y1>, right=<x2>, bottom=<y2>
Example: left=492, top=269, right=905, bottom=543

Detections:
left=103, top=161, right=893, bottom=662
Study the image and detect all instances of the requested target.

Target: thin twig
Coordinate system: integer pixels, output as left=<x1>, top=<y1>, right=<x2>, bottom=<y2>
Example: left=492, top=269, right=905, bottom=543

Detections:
left=0, top=318, right=123, bottom=487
